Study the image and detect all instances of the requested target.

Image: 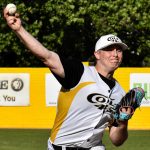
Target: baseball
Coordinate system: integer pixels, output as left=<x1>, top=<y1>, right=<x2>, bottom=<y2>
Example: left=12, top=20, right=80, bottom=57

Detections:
left=6, top=3, right=17, bottom=15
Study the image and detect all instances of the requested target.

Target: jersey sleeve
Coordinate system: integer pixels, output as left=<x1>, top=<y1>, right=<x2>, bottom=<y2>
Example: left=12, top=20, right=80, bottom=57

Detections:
left=51, top=56, right=84, bottom=89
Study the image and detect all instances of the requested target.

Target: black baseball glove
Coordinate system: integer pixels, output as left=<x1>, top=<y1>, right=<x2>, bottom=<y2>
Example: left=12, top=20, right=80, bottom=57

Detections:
left=113, top=87, right=145, bottom=121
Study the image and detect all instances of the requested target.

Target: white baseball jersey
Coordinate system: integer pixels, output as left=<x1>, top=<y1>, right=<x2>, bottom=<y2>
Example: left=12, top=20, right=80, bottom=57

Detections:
left=50, top=65, right=125, bottom=148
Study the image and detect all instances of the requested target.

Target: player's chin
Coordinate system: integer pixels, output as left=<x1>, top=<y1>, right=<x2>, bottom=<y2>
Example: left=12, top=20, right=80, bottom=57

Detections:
left=111, top=62, right=121, bottom=69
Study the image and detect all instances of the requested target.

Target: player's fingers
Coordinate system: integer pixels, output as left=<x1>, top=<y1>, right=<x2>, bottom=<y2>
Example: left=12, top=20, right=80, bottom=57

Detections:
left=7, top=18, right=15, bottom=24
left=121, top=107, right=126, bottom=112
left=127, top=107, right=134, bottom=114
left=7, top=17, right=18, bottom=26
left=120, top=106, right=133, bottom=114
left=3, top=7, right=9, bottom=18
left=126, top=107, right=132, bottom=114
left=15, top=13, right=19, bottom=17
left=3, top=7, right=18, bottom=18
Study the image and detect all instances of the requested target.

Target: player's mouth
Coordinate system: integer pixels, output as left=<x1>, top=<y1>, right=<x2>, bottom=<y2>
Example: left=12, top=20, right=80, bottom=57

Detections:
left=110, top=60, right=120, bottom=63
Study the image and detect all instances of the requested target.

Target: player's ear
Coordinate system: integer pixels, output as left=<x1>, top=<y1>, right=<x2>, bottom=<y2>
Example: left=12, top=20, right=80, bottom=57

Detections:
left=94, top=51, right=101, bottom=59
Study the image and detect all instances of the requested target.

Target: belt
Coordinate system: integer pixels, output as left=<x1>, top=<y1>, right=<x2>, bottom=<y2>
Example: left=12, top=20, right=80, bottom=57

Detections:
left=52, top=144, right=90, bottom=150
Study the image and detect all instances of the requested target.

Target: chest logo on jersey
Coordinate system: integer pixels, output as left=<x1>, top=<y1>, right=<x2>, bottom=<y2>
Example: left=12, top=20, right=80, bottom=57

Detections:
left=87, top=93, right=116, bottom=113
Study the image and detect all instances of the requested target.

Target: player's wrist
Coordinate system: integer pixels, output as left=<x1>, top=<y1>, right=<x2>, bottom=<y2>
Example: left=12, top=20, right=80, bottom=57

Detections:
left=117, top=119, right=128, bottom=126
left=111, top=119, right=128, bottom=127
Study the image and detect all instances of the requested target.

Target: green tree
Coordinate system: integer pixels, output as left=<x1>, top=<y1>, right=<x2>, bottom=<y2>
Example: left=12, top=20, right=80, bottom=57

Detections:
left=0, top=0, right=150, bottom=67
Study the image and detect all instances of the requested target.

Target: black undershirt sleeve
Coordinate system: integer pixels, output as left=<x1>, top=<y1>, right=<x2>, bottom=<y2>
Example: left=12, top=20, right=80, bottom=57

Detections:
left=51, top=56, right=84, bottom=89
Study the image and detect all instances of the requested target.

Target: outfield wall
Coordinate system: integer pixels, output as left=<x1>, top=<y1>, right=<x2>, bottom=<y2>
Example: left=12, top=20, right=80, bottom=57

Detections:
left=0, top=67, right=149, bottom=130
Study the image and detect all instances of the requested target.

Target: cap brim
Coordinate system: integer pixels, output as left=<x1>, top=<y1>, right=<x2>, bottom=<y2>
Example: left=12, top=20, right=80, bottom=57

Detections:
left=95, top=43, right=128, bottom=51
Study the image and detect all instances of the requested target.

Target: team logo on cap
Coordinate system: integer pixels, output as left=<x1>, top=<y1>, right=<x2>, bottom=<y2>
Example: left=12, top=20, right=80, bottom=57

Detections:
left=107, top=36, right=120, bottom=43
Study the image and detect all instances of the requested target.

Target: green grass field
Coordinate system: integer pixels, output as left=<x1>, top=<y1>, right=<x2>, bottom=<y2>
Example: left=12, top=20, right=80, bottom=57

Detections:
left=0, top=129, right=149, bottom=150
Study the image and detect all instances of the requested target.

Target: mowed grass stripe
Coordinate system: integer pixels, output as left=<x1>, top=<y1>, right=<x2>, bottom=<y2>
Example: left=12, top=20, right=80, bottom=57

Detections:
left=0, top=129, right=149, bottom=150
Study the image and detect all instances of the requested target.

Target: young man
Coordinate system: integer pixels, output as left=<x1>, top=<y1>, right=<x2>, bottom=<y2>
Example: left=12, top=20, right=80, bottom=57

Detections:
left=4, top=7, right=131, bottom=150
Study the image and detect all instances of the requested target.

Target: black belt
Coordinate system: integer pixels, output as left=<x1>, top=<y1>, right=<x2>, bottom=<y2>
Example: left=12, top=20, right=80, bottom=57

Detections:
left=52, top=144, right=89, bottom=150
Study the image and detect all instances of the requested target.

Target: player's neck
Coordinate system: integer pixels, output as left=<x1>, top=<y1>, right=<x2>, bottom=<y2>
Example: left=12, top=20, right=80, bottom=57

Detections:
left=95, top=65, right=114, bottom=80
